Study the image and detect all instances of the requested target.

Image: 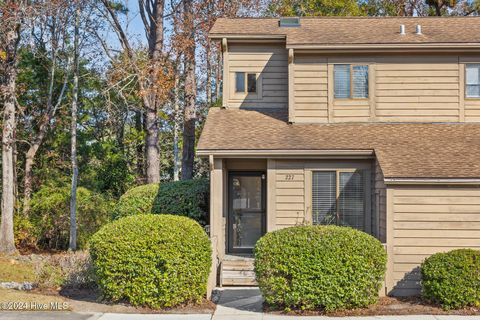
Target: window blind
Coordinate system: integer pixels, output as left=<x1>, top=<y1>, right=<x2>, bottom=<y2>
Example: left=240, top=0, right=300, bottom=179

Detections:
left=334, top=65, right=350, bottom=98
left=352, top=66, right=368, bottom=98
left=312, top=171, right=337, bottom=225
left=338, top=171, right=365, bottom=231
left=466, top=64, right=480, bottom=98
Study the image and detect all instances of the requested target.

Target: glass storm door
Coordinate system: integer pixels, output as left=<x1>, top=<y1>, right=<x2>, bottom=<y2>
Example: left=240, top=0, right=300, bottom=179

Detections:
left=228, top=172, right=266, bottom=253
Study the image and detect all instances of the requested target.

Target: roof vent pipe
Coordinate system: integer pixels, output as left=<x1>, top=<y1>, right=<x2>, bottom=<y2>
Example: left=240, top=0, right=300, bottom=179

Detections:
left=416, top=25, right=422, bottom=35
left=400, top=24, right=406, bottom=35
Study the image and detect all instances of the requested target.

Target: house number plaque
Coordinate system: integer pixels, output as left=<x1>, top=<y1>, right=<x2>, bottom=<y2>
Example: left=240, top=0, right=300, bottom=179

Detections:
left=285, top=174, right=295, bottom=180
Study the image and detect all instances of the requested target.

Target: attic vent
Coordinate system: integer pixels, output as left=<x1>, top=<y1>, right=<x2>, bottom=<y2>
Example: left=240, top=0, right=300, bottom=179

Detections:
left=279, top=17, right=300, bottom=27
left=416, top=25, right=422, bottom=35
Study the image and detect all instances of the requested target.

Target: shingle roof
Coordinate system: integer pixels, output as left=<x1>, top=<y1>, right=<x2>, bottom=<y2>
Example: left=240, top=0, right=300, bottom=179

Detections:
left=209, top=17, right=480, bottom=46
left=197, top=108, right=480, bottom=179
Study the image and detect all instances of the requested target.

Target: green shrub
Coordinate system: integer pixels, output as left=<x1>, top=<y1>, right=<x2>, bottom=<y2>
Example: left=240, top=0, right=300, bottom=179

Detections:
left=30, top=184, right=112, bottom=250
left=14, top=213, right=37, bottom=249
left=115, top=179, right=210, bottom=225
left=89, top=214, right=211, bottom=309
left=421, top=249, right=480, bottom=310
left=114, top=184, right=159, bottom=218
left=152, top=179, right=209, bottom=225
left=254, top=225, right=387, bottom=311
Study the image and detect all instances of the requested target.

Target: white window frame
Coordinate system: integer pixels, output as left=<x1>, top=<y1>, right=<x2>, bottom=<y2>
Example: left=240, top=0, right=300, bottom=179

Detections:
left=231, top=72, right=262, bottom=100
left=466, top=64, right=480, bottom=99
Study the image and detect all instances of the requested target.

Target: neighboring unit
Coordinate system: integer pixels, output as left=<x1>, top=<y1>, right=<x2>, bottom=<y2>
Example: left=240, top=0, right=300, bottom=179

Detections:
left=198, top=17, right=480, bottom=296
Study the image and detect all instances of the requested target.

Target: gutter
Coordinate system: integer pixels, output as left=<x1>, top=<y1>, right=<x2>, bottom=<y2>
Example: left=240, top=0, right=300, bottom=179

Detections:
left=384, top=178, right=480, bottom=185
left=196, top=149, right=374, bottom=158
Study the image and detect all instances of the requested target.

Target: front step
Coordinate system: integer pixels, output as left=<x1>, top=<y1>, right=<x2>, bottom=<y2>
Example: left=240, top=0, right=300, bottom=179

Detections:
left=221, top=255, right=257, bottom=286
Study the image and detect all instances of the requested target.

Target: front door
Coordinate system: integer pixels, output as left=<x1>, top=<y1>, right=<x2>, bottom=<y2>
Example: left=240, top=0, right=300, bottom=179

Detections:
left=228, top=172, right=266, bottom=253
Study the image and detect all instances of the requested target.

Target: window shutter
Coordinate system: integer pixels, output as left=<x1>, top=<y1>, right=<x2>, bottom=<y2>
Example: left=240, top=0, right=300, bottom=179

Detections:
left=334, top=65, right=350, bottom=98
left=352, top=66, right=368, bottom=98
left=312, top=171, right=337, bottom=225
left=338, top=171, right=365, bottom=231
left=466, top=64, right=480, bottom=98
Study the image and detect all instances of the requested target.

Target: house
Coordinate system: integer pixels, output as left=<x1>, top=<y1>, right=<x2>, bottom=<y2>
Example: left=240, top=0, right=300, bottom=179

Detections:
left=197, top=16, right=480, bottom=296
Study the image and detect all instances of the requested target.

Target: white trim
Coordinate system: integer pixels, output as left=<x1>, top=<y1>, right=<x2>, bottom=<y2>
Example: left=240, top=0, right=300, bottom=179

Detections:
left=384, top=178, right=480, bottom=185
left=197, top=149, right=374, bottom=158
left=209, top=34, right=286, bottom=40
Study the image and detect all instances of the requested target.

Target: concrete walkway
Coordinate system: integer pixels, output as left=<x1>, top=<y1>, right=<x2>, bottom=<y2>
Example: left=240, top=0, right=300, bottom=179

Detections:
left=1, top=288, right=480, bottom=319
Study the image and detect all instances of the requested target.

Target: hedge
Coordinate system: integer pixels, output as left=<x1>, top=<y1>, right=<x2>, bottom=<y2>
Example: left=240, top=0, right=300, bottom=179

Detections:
left=151, top=179, right=209, bottom=225
left=114, top=184, right=159, bottom=219
left=421, top=249, right=480, bottom=310
left=254, top=225, right=387, bottom=311
left=89, top=214, right=211, bottom=309
left=114, top=179, right=209, bottom=225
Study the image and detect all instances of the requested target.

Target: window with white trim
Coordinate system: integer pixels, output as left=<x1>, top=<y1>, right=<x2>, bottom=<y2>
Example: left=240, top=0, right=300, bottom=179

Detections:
left=235, top=72, right=257, bottom=94
left=466, top=64, right=480, bottom=98
left=334, top=64, right=369, bottom=99
left=312, top=170, right=367, bottom=231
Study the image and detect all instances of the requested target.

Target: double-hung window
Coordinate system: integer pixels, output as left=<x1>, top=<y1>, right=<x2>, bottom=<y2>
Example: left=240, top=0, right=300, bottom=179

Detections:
left=312, top=170, right=367, bottom=232
left=466, top=64, right=480, bottom=98
left=334, top=64, right=369, bottom=99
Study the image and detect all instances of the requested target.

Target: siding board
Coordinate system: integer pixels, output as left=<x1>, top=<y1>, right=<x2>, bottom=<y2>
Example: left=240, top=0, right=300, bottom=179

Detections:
left=390, top=186, right=480, bottom=296
left=227, top=43, right=288, bottom=109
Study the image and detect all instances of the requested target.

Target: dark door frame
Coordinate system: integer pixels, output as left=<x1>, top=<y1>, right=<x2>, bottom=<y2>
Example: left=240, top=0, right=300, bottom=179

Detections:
left=227, top=171, right=266, bottom=254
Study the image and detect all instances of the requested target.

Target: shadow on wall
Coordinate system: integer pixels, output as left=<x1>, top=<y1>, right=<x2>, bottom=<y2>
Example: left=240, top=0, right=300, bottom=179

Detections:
left=227, top=43, right=288, bottom=111
left=391, top=266, right=422, bottom=297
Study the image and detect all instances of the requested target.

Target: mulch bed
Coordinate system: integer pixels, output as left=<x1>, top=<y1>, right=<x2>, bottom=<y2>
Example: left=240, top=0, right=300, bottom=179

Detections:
left=265, top=296, right=480, bottom=316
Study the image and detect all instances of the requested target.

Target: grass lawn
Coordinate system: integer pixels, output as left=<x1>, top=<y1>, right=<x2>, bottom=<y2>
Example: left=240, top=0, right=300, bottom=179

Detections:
left=0, top=256, right=36, bottom=283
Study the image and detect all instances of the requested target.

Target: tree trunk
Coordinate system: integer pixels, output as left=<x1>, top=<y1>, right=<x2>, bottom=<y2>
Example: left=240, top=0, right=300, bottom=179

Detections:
left=206, top=41, right=212, bottom=105
left=69, top=1, right=80, bottom=251
left=173, top=63, right=181, bottom=181
left=181, top=0, right=196, bottom=180
left=215, top=47, right=221, bottom=102
left=135, top=110, right=145, bottom=183
left=0, top=18, right=21, bottom=254
left=144, top=0, right=165, bottom=184
left=145, top=106, right=160, bottom=183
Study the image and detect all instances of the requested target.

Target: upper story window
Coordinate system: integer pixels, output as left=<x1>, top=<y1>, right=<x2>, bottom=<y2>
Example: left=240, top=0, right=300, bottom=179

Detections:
left=466, top=64, right=480, bottom=98
left=334, top=64, right=369, bottom=99
left=235, top=72, right=257, bottom=93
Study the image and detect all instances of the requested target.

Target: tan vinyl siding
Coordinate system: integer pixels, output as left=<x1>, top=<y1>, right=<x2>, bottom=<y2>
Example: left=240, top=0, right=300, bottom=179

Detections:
left=287, top=54, right=469, bottom=123
left=275, top=161, right=307, bottom=228
left=389, top=186, right=480, bottom=296
left=227, top=43, right=288, bottom=109
left=333, top=99, right=371, bottom=122
left=293, top=55, right=329, bottom=123
left=375, top=56, right=460, bottom=122
left=465, top=100, right=480, bottom=122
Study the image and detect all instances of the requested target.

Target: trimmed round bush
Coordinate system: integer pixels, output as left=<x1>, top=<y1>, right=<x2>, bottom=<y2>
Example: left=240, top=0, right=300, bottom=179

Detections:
left=152, top=179, right=209, bottom=225
left=254, top=225, right=387, bottom=311
left=114, top=184, right=159, bottom=218
left=89, top=214, right=211, bottom=309
left=421, top=249, right=480, bottom=310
